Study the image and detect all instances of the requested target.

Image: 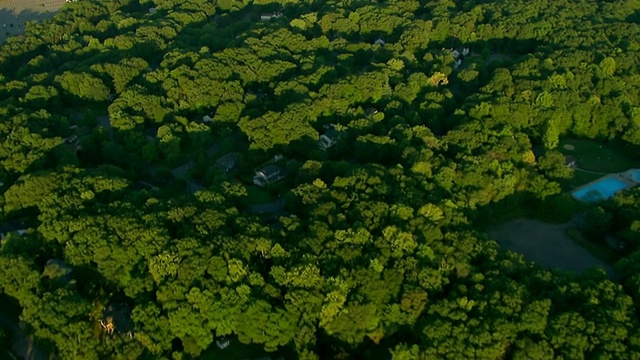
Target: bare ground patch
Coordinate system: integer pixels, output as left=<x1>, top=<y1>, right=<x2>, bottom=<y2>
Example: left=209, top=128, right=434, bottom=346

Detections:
left=0, top=0, right=66, bottom=43
left=489, top=218, right=615, bottom=277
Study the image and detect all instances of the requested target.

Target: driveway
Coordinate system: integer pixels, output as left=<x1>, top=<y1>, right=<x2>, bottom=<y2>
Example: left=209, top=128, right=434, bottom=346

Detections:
left=489, top=218, right=615, bottom=277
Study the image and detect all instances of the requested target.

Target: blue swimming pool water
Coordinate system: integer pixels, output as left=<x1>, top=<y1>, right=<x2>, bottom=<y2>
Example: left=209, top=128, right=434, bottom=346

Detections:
left=572, top=176, right=631, bottom=202
left=627, top=169, right=640, bottom=183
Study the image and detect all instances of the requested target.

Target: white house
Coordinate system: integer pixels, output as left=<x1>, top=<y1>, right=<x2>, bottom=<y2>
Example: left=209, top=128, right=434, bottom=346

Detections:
left=374, top=38, right=385, bottom=45
left=253, top=165, right=285, bottom=187
left=318, top=127, right=339, bottom=150
left=216, top=338, right=231, bottom=349
left=260, top=12, right=282, bottom=21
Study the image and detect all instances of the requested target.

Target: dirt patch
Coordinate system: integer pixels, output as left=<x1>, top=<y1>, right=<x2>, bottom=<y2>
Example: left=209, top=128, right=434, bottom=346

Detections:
left=563, top=144, right=575, bottom=150
left=0, top=0, right=66, bottom=43
left=489, top=218, right=615, bottom=277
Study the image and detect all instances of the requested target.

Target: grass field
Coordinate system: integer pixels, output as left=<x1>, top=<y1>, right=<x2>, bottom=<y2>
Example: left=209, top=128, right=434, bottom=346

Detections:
left=559, top=138, right=637, bottom=187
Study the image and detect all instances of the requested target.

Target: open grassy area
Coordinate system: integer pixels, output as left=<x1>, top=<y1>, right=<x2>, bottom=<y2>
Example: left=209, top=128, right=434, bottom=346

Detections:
left=559, top=138, right=637, bottom=188
left=560, top=139, right=636, bottom=173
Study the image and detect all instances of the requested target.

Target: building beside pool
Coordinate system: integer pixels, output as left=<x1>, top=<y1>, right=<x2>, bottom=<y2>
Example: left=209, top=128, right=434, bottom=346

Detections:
left=572, top=169, right=640, bottom=202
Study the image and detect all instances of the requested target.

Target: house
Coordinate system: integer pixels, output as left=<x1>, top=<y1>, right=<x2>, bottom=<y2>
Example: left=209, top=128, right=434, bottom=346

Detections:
left=318, top=127, right=339, bottom=150
left=365, top=107, right=379, bottom=118
left=148, top=7, right=156, bottom=13
left=216, top=338, right=231, bottom=350
left=64, top=135, right=79, bottom=145
left=253, top=165, right=285, bottom=187
left=203, top=115, right=213, bottom=123
left=261, top=12, right=282, bottom=21
left=216, top=152, right=239, bottom=172
left=565, top=155, right=577, bottom=168
left=374, top=38, right=385, bottom=45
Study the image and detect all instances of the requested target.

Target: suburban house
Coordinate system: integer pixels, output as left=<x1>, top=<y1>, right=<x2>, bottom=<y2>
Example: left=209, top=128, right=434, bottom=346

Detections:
left=374, top=38, right=385, bottom=45
left=253, top=164, right=285, bottom=187
left=260, top=12, right=282, bottom=20
left=216, top=338, right=231, bottom=350
left=565, top=155, right=577, bottom=168
left=203, top=115, right=213, bottom=123
left=318, top=127, right=339, bottom=150
left=365, top=107, right=379, bottom=118
left=216, top=152, right=239, bottom=172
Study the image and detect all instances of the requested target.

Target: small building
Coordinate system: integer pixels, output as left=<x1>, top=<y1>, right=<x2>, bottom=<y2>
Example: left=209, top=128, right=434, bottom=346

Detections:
left=148, top=7, right=156, bottom=13
left=216, top=152, right=239, bottom=172
left=373, top=38, right=385, bottom=45
left=260, top=12, right=282, bottom=21
left=253, top=165, right=285, bottom=187
left=216, top=338, right=231, bottom=350
left=318, top=127, right=339, bottom=150
left=64, top=135, right=79, bottom=145
left=365, top=107, right=379, bottom=118
left=203, top=115, right=213, bottom=123
left=565, top=155, right=577, bottom=168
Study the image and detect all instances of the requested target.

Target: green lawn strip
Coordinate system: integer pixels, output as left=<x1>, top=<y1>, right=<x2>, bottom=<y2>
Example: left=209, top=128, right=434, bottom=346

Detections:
left=564, top=170, right=601, bottom=189
left=559, top=139, right=637, bottom=174
left=564, top=228, right=620, bottom=264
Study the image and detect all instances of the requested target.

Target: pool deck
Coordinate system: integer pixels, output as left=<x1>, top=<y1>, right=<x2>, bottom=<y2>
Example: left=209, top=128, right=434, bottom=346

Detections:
left=571, top=169, right=640, bottom=201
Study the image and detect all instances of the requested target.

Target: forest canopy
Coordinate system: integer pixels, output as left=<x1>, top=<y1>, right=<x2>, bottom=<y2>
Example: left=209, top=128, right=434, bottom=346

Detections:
left=2, top=0, right=640, bottom=359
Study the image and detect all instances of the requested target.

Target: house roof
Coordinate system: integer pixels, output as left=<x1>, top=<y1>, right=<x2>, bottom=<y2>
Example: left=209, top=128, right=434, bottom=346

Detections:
left=365, top=107, right=379, bottom=117
left=257, top=164, right=283, bottom=177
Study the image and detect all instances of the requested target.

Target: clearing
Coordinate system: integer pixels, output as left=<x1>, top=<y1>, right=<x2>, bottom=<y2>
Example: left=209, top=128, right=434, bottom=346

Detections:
left=0, top=0, right=66, bottom=43
left=559, top=138, right=637, bottom=188
left=489, top=218, right=615, bottom=278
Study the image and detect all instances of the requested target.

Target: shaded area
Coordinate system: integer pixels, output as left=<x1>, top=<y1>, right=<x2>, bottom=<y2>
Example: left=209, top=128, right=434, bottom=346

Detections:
left=489, top=218, right=615, bottom=277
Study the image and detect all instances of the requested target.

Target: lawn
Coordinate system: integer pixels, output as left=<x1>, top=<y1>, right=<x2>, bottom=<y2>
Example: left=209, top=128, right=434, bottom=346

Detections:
left=559, top=138, right=637, bottom=187
left=559, top=139, right=636, bottom=173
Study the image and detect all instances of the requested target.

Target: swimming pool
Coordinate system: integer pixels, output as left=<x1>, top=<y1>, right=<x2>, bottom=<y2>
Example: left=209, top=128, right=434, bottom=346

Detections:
left=571, top=176, right=631, bottom=202
left=625, top=169, right=640, bottom=183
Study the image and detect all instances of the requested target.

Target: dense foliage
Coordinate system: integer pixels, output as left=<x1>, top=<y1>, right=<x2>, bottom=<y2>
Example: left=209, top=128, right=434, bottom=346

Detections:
left=2, top=0, right=640, bottom=359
